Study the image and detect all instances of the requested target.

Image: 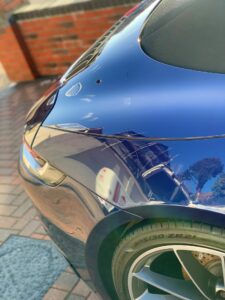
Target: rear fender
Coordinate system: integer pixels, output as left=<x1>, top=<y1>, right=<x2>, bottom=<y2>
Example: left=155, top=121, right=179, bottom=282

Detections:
left=86, top=205, right=225, bottom=299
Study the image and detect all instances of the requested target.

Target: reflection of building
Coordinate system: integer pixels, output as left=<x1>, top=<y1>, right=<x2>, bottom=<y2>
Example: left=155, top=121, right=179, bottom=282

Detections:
left=101, top=131, right=169, bottom=177
left=96, top=167, right=134, bottom=211
left=101, top=132, right=190, bottom=204
left=197, top=192, right=212, bottom=203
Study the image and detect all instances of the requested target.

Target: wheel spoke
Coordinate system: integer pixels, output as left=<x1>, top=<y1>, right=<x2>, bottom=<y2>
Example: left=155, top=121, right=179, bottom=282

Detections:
left=174, top=249, right=217, bottom=300
left=209, top=253, right=225, bottom=295
left=133, top=266, right=207, bottom=300
left=221, top=256, right=225, bottom=288
left=136, top=289, right=180, bottom=300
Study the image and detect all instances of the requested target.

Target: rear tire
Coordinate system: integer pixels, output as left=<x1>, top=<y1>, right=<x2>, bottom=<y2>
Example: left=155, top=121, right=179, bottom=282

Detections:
left=112, top=220, right=225, bottom=300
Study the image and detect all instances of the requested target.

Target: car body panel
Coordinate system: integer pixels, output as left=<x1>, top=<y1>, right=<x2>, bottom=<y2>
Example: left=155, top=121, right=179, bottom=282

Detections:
left=33, top=126, right=225, bottom=212
left=43, top=0, right=225, bottom=139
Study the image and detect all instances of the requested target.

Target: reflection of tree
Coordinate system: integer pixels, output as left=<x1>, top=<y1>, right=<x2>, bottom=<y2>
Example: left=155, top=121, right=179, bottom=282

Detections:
left=212, top=173, right=225, bottom=203
left=181, top=158, right=223, bottom=194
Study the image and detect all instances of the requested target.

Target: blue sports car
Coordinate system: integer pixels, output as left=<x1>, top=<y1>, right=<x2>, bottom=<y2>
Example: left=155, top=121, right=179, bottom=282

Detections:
left=19, top=0, right=225, bottom=299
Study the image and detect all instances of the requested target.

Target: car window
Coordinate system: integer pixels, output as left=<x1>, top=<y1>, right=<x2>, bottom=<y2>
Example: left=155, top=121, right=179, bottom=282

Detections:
left=141, top=0, right=225, bottom=73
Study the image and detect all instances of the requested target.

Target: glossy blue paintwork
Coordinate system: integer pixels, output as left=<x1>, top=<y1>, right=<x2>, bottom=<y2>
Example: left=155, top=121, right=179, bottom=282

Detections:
left=19, top=1, right=225, bottom=299
left=44, top=1, right=225, bottom=139
left=32, top=127, right=225, bottom=211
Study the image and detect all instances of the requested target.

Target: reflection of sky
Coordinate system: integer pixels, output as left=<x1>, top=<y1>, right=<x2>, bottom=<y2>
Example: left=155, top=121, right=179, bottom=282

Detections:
left=166, top=139, right=225, bottom=194
left=44, top=42, right=225, bottom=139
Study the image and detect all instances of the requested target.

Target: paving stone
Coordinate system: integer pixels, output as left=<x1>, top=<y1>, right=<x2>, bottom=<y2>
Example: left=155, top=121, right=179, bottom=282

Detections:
left=0, top=168, right=14, bottom=175
left=0, top=146, right=14, bottom=153
left=31, top=233, right=46, bottom=240
left=84, top=282, right=95, bottom=293
left=67, top=294, right=86, bottom=300
left=12, top=184, right=25, bottom=195
left=11, top=176, right=21, bottom=185
left=11, top=192, right=28, bottom=206
left=0, top=184, right=16, bottom=194
left=65, top=266, right=75, bottom=274
left=0, top=176, right=14, bottom=184
left=12, top=200, right=32, bottom=217
left=35, top=225, right=47, bottom=235
left=19, top=219, right=40, bottom=236
left=0, top=160, right=13, bottom=168
left=0, top=216, right=18, bottom=228
left=0, top=193, right=16, bottom=204
left=76, top=269, right=91, bottom=281
left=0, top=204, right=17, bottom=216
left=53, top=271, right=79, bottom=291
left=43, top=288, right=68, bottom=300
left=0, top=228, right=18, bottom=242
left=72, top=280, right=91, bottom=298
left=34, top=214, right=40, bottom=220
left=13, top=207, right=37, bottom=230
left=87, top=293, right=101, bottom=300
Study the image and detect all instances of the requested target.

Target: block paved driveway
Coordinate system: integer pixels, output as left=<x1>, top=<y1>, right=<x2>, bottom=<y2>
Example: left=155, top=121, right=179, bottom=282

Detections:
left=0, top=79, right=100, bottom=300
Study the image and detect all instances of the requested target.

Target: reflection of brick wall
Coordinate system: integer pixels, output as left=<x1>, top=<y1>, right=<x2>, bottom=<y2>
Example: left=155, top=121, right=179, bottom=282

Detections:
left=0, top=1, right=138, bottom=82
left=18, top=5, right=132, bottom=77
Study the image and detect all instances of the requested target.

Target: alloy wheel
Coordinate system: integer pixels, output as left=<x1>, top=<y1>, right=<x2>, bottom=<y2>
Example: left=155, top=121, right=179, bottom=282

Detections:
left=128, top=245, right=225, bottom=300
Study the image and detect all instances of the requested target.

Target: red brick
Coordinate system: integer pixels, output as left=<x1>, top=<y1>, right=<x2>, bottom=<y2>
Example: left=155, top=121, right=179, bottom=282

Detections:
left=0, top=0, right=25, bottom=12
left=0, top=26, right=35, bottom=81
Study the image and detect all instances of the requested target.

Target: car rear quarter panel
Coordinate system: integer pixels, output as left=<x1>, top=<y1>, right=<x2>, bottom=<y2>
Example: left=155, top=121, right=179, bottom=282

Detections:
left=33, top=126, right=225, bottom=215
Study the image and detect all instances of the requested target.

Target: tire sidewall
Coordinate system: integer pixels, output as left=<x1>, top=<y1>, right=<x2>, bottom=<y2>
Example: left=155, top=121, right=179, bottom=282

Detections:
left=112, top=222, right=225, bottom=300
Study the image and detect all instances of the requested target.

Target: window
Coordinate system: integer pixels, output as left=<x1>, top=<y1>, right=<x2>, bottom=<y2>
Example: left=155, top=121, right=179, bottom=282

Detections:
left=141, top=0, right=225, bottom=73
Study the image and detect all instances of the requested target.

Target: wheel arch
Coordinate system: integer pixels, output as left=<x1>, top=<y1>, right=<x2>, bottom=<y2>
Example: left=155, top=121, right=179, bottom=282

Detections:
left=86, top=205, right=225, bottom=300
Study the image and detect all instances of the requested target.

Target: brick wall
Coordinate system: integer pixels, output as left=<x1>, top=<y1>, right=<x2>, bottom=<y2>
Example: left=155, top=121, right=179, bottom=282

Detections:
left=18, top=5, right=133, bottom=77
left=0, top=25, right=34, bottom=81
left=0, top=1, right=138, bottom=82
left=0, top=0, right=26, bottom=13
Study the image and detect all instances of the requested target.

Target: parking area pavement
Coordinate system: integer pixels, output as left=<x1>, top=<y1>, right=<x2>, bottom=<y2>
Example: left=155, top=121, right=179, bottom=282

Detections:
left=0, top=79, right=100, bottom=300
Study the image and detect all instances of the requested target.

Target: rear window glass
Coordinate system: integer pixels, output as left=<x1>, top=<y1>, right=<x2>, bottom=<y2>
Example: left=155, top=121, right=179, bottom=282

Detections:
left=141, top=0, right=225, bottom=73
